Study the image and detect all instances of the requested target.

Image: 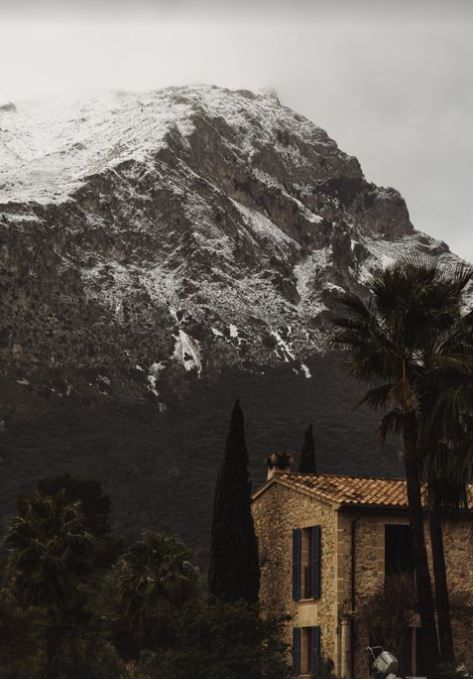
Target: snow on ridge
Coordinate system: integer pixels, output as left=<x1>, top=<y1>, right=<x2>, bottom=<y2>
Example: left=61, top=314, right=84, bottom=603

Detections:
left=357, top=233, right=454, bottom=285
left=0, top=84, right=337, bottom=206
left=0, top=90, right=196, bottom=205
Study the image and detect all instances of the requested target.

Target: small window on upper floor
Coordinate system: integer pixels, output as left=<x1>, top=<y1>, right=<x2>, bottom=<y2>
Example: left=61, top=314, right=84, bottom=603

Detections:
left=301, top=527, right=313, bottom=598
left=292, top=526, right=321, bottom=600
left=385, top=524, right=414, bottom=577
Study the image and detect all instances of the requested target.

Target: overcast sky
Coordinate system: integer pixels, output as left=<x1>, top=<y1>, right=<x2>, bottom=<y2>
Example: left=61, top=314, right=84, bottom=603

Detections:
left=1, top=0, right=472, bottom=260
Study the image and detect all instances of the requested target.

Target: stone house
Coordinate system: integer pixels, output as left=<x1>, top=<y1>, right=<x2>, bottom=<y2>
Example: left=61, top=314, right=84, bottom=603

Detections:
left=252, top=456, right=473, bottom=679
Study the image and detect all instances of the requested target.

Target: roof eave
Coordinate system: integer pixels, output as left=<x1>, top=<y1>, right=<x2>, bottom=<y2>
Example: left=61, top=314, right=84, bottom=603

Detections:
left=251, top=477, right=277, bottom=502
left=339, top=503, right=473, bottom=514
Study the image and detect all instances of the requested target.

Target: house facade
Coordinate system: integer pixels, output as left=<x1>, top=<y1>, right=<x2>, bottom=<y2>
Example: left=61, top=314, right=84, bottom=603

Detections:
left=252, top=459, right=473, bottom=679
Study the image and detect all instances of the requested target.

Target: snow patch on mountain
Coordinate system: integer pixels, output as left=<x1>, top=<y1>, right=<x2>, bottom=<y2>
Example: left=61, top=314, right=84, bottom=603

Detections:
left=300, top=363, right=312, bottom=379
left=173, top=330, right=202, bottom=375
left=0, top=85, right=341, bottom=206
left=231, top=199, right=297, bottom=251
left=357, top=233, right=453, bottom=285
left=293, top=250, right=330, bottom=313
left=147, top=361, right=166, bottom=397
left=271, top=330, right=296, bottom=362
left=229, top=324, right=242, bottom=345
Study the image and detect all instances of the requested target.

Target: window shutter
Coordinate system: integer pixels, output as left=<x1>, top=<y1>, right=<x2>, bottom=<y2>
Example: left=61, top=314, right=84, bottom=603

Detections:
left=309, top=626, right=321, bottom=673
left=292, top=528, right=302, bottom=601
left=310, top=525, right=321, bottom=598
left=292, top=627, right=301, bottom=676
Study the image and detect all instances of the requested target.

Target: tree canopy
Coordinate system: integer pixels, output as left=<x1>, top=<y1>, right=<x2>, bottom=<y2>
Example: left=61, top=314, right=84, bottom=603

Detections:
left=331, top=257, right=473, bottom=670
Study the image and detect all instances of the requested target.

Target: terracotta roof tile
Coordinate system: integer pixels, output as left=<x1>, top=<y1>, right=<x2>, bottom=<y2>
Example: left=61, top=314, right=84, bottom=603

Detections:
left=273, top=473, right=473, bottom=510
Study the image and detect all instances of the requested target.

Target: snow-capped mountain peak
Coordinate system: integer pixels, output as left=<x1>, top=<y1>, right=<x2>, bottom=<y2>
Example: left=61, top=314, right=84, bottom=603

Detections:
left=0, top=84, right=452, bottom=397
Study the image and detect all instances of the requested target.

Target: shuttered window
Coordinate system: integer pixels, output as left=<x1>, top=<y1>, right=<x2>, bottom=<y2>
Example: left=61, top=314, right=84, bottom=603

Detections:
left=309, top=626, right=321, bottom=673
left=292, top=627, right=301, bottom=676
left=292, top=626, right=321, bottom=676
left=310, top=525, right=321, bottom=599
left=292, top=528, right=302, bottom=601
left=293, top=525, right=321, bottom=600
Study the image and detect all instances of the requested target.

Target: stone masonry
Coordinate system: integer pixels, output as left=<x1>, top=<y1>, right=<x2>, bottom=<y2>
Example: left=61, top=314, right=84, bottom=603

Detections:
left=252, top=472, right=473, bottom=678
left=253, top=481, right=339, bottom=663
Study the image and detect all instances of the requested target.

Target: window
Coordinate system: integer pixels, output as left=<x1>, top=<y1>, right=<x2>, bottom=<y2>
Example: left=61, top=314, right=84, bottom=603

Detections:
left=292, top=626, right=321, bottom=676
left=385, top=524, right=414, bottom=577
left=292, top=526, right=321, bottom=600
left=302, top=527, right=313, bottom=598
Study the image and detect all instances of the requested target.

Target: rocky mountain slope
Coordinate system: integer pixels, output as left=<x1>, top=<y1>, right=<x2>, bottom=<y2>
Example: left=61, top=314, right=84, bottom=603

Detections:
left=0, top=86, right=455, bottom=555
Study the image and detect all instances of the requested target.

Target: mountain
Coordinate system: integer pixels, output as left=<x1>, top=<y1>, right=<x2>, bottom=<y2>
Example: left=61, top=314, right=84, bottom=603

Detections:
left=0, top=85, right=455, bottom=556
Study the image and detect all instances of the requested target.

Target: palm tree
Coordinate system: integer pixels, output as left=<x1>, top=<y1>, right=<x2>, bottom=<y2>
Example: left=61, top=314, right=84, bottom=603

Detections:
left=331, top=258, right=473, bottom=671
left=3, top=490, right=95, bottom=678
left=109, top=531, right=199, bottom=655
left=420, top=336, right=473, bottom=662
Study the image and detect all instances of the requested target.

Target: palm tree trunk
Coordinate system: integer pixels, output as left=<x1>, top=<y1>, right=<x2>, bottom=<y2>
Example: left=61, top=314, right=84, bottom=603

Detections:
left=46, top=614, right=59, bottom=679
left=403, top=414, right=440, bottom=673
left=46, top=634, right=56, bottom=679
left=430, top=497, right=455, bottom=662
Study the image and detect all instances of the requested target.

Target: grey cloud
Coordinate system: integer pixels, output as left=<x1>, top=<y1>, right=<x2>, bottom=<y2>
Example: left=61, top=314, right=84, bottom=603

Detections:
left=1, top=0, right=473, bottom=24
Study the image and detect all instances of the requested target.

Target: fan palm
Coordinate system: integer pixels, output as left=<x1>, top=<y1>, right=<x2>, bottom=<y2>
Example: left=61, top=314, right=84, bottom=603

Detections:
left=109, top=531, right=199, bottom=654
left=4, top=490, right=95, bottom=608
left=331, top=257, right=473, bottom=670
left=3, top=490, right=95, bottom=678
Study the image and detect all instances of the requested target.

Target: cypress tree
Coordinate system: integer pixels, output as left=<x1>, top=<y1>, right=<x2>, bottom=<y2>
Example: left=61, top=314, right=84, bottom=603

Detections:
left=208, top=400, right=260, bottom=603
left=299, top=423, right=317, bottom=474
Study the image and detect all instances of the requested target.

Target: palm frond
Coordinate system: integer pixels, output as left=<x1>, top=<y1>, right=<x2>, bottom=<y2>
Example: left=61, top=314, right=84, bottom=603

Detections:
left=422, top=439, right=473, bottom=511
left=378, top=409, right=403, bottom=444
left=431, top=353, right=473, bottom=375
left=355, top=383, right=397, bottom=411
left=426, top=386, right=473, bottom=440
left=331, top=290, right=372, bottom=320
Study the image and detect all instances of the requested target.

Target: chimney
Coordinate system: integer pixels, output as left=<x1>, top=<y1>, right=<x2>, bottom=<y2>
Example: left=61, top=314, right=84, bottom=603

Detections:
left=266, top=452, right=294, bottom=480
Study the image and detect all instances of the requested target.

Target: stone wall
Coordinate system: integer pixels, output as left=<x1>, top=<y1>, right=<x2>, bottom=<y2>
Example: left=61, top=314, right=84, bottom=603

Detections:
left=439, top=517, right=473, bottom=668
left=337, top=510, right=473, bottom=678
left=252, top=479, right=339, bottom=669
left=254, top=481, right=473, bottom=679
left=336, top=512, right=412, bottom=678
